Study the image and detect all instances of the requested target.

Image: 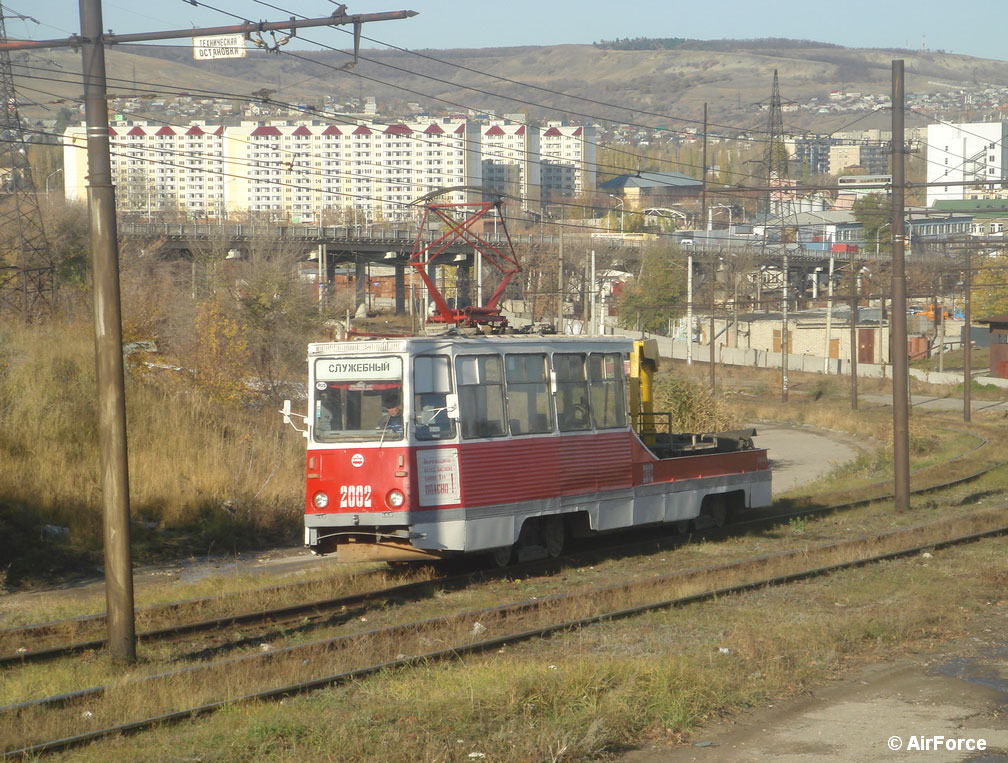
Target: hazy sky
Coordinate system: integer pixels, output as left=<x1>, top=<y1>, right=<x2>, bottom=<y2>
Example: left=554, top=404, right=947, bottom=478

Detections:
left=16, top=1, right=1008, bottom=63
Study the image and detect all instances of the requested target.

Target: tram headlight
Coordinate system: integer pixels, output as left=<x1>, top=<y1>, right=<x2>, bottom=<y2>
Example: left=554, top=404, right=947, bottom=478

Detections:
left=312, top=491, right=329, bottom=509
left=386, top=489, right=405, bottom=508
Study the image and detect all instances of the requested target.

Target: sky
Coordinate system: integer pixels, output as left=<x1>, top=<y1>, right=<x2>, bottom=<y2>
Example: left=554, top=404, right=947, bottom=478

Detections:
left=14, top=1, right=1008, bottom=63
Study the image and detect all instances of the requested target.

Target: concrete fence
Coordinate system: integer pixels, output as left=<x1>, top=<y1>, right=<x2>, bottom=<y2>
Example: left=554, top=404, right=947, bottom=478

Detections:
left=612, top=332, right=1008, bottom=390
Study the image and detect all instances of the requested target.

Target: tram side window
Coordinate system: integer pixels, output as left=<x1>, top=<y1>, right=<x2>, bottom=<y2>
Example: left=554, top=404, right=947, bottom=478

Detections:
left=455, top=354, right=507, bottom=439
left=553, top=353, right=591, bottom=431
left=505, top=354, right=552, bottom=435
left=413, top=355, right=456, bottom=441
left=589, top=352, right=627, bottom=429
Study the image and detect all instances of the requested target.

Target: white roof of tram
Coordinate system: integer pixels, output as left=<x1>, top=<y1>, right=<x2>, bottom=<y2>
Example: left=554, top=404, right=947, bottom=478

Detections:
left=308, top=335, right=634, bottom=357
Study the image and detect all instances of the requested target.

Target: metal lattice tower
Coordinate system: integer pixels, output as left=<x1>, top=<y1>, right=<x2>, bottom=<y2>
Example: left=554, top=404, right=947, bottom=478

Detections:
left=765, top=70, right=789, bottom=180
left=0, top=3, right=53, bottom=318
left=763, top=69, right=791, bottom=220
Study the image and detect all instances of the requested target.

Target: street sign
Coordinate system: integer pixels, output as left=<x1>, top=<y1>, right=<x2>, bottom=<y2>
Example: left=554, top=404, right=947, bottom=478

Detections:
left=192, top=34, right=246, bottom=60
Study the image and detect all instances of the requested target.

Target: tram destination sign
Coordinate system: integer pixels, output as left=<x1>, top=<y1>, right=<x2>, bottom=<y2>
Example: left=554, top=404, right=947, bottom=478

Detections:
left=192, top=34, right=247, bottom=60
left=315, top=356, right=402, bottom=382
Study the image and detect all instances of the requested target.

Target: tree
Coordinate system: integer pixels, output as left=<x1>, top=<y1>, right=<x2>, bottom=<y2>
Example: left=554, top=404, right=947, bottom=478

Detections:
left=851, top=192, right=891, bottom=253
left=972, top=253, right=1008, bottom=318
left=614, top=245, right=687, bottom=333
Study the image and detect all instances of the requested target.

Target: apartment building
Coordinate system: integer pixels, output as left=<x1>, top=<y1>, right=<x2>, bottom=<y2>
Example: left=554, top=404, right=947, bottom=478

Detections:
left=63, top=118, right=482, bottom=221
left=538, top=121, right=596, bottom=199
left=927, top=121, right=1008, bottom=206
left=480, top=121, right=541, bottom=207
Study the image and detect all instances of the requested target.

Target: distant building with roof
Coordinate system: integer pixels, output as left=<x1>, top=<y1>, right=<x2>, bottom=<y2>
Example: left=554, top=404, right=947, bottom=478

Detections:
left=932, top=199, right=1008, bottom=236
left=64, top=118, right=482, bottom=221
left=598, top=171, right=703, bottom=208
left=926, top=121, right=1008, bottom=207
left=538, top=121, right=596, bottom=199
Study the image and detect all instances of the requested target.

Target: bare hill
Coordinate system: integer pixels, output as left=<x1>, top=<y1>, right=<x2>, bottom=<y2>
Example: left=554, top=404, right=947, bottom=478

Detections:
left=19, top=40, right=1008, bottom=132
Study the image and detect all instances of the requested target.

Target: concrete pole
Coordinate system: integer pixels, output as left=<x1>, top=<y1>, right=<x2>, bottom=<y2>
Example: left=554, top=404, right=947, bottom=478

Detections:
left=557, top=229, right=564, bottom=332
left=850, top=248, right=859, bottom=410
left=687, top=252, right=693, bottom=365
left=317, top=243, right=324, bottom=310
left=79, top=0, right=136, bottom=663
left=964, top=241, right=972, bottom=422
left=890, top=59, right=911, bottom=513
left=590, top=249, right=597, bottom=335
left=823, top=255, right=834, bottom=373
left=781, top=249, right=789, bottom=402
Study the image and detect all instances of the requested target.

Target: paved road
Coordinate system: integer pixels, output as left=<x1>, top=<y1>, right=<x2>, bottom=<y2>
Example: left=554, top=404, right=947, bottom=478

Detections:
left=753, top=426, right=867, bottom=496
left=860, top=392, right=1008, bottom=415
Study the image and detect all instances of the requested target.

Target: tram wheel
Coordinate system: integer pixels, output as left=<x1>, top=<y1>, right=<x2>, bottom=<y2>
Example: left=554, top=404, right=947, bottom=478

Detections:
left=541, top=515, right=565, bottom=558
left=708, top=501, right=728, bottom=527
left=489, top=545, right=514, bottom=568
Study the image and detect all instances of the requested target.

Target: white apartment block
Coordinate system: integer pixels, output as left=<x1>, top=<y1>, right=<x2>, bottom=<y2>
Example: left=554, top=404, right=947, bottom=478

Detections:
left=63, top=123, right=228, bottom=217
left=538, top=121, right=597, bottom=199
left=480, top=121, right=541, bottom=208
left=926, top=121, right=1008, bottom=206
left=63, top=118, right=482, bottom=222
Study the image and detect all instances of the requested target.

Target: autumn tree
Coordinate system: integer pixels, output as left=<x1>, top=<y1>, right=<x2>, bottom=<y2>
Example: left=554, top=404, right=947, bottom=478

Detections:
left=851, top=192, right=892, bottom=253
left=972, top=253, right=1008, bottom=318
left=615, top=244, right=687, bottom=333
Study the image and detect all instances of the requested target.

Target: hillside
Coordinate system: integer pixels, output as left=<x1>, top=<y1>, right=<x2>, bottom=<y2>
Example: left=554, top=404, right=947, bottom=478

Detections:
left=18, top=39, right=1008, bottom=132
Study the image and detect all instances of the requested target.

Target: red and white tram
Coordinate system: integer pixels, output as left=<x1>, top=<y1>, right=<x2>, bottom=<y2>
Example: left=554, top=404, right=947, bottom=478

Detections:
left=291, top=335, right=771, bottom=564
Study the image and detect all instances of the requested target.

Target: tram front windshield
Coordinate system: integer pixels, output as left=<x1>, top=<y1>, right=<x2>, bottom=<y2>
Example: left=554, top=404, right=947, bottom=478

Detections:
left=313, top=356, right=404, bottom=442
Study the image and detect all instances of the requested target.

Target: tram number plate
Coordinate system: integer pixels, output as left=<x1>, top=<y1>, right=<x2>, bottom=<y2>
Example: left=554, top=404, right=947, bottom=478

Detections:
left=340, top=485, right=373, bottom=509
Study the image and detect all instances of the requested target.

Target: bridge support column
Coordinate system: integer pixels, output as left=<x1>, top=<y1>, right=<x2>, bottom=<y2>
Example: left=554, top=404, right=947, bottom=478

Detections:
left=394, top=264, right=406, bottom=315
left=355, top=256, right=367, bottom=312
left=457, top=258, right=471, bottom=310
left=427, top=258, right=437, bottom=317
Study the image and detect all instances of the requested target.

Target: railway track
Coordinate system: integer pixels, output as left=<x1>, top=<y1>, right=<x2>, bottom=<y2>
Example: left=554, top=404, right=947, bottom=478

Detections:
left=0, top=427, right=1001, bottom=669
left=4, top=507, right=1006, bottom=759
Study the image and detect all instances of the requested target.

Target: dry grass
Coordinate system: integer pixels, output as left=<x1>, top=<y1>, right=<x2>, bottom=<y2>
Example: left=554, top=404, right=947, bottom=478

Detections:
left=3, top=505, right=1006, bottom=755
left=26, top=514, right=1007, bottom=761
left=0, top=316, right=305, bottom=584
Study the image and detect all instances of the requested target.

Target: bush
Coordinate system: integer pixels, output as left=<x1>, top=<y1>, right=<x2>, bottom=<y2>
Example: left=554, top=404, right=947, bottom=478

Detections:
left=653, top=375, right=740, bottom=433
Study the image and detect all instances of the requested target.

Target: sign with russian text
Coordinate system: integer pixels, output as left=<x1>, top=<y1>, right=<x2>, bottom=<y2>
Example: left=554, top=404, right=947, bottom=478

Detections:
left=192, top=34, right=247, bottom=60
left=315, top=356, right=402, bottom=382
left=417, top=448, right=461, bottom=507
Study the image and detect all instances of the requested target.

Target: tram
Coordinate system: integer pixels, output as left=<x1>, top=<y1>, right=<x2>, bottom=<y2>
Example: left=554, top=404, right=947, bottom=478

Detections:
left=287, top=335, right=771, bottom=564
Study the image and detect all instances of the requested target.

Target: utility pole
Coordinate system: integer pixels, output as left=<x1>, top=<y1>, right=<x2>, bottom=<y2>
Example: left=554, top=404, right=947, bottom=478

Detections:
left=964, top=240, right=972, bottom=422
left=823, top=254, right=834, bottom=372
left=781, top=248, right=789, bottom=402
left=709, top=252, right=716, bottom=393
left=6, top=1, right=417, bottom=664
left=557, top=227, right=563, bottom=333
left=890, top=59, right=911, bottom=514
left=850, top=248, right=858, bottom=410
left=80, top=0, right=134, bottom=662
left=686, top=252, right=693, bottom=365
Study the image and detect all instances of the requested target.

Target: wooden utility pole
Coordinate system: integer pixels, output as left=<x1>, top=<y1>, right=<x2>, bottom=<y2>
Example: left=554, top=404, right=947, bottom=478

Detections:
left=80, top=0, right=134, bottom=662
left=4, top=0, right=417, bottom=664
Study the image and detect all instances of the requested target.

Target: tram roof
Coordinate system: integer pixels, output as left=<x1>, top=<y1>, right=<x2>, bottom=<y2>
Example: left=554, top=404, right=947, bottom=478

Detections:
left=308, top=334, right=634, bottom=357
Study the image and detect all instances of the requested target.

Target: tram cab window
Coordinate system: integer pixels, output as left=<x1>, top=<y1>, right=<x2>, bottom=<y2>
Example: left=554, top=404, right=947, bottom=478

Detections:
left=413, top=355, right=456, bottom=441
left=553, top=353, right=591, bottom=431
left=505, top=353, right=552, bottom=435
left=455, top=354, right=507, bottom=439
left=589, top=352, right=627, bottom=429
left=312, top=356, right=404, bottom=442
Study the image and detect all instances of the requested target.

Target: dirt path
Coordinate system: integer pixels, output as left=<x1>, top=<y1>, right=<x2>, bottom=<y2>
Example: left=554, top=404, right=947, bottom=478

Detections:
left=624, top=605, right=1008, bottom=762
left=621, top=427, right=1008, bottom=763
